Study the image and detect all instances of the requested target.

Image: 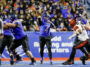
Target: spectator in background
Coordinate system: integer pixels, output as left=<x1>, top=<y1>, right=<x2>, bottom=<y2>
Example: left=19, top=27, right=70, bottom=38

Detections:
left=57, top=22, right=68, bottom=31
left=0, top=0, right=89, bottom=31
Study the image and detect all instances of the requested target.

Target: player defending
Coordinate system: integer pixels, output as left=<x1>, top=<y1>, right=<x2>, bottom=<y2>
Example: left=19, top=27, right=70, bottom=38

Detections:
left=5, top=18, right=36, bottom=65
left=62, top=19, right=89, bottom=65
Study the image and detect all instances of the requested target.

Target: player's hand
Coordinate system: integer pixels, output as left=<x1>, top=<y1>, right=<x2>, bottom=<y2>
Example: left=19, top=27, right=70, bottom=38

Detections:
left=0, top=34, right=4, bottom=39
left=68, top=36, right=72, bottom=40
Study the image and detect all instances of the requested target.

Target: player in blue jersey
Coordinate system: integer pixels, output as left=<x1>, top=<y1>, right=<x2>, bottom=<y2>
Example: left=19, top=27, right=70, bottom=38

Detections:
left=6, top=18, right=36, bottom=65
left=38, top=12, right=56, bottom=64
left=0, top=18, right=22, bottom=65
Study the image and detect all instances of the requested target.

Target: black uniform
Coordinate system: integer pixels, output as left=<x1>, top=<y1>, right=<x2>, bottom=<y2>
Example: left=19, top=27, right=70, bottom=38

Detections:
left=38, top=15, right=52, bottom=64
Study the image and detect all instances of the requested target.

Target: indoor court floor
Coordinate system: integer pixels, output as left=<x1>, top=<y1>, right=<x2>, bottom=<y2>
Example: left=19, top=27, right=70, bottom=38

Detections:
left=0, top=61, right=90, bottom=67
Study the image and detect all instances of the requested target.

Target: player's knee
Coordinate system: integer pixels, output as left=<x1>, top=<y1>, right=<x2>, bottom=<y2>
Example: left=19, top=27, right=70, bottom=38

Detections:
left=40, top=50, right=42, bottom=54
left=73, top=46, right=76, bottom=50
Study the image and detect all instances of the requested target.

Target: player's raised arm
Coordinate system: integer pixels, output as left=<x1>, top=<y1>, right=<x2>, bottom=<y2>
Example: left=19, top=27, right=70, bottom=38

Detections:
left=4, top=23, right=19, bottom=29
left=69, top=19, right=83, bottom=39
left=47, top=20, right=56, bottom=29
left=4, top=20, right=20, bottom=29
left=84, top=20, right=90, bottom=30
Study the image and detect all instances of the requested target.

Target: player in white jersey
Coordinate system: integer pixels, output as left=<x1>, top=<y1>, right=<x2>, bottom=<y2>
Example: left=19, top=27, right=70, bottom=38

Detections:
left=73, top=21, right=89, bottom=42
left=62, top=19, right=89, bottom=65
left=79, top=18, right=90, bottom=65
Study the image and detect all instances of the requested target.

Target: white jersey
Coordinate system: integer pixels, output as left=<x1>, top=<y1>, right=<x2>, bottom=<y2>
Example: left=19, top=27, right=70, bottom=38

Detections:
left=0, top=18, right=3, bottom=34
left=73, top=24, right=89, bottom=41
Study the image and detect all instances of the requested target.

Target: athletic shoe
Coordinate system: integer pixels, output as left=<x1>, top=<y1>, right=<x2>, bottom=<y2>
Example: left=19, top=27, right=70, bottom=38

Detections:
left=71, top=59, right=74, bottom=64
left=62, top=61, right=72, bottom=65
left=10, top=60, right=14, bottom=65
left=80, top=56, right=88, bottom=65
left=29, top=60, right=36, bottom=65
left=40, top=60, right=43, bottom=64
left=50, top=61, right=53, bottom=65
left=10, top=56, right=14, bottom=65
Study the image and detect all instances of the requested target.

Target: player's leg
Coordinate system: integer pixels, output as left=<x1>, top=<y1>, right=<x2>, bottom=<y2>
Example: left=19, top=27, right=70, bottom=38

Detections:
left=12, top=50, right=22, bottom=61
left=6, top=36, right=22, bottom=62
left=80, top=38, right=90, bottom=65
left=4, top=35, right=14, bottom=65
left=79, top=47, right=89, bottom=65
left=9, top=40, right=21, bottom=65
left=62, top=46, right=76, bottom=65
left=62, top=36, right=79, bottom=65
left=21, top=36, right=36, bottom=65
left=0, top=38, right=2, bottom=65
left=74, top=40, right=89, bottom=65
left=0, top=36, right=8, bottom=65
left=80, top=47, right=88, bottom=57
left=85, top=36, right=90, bottom=53
left=46, top=39, right=52, bottom=64
left=39, top=36, right=46, bottom=64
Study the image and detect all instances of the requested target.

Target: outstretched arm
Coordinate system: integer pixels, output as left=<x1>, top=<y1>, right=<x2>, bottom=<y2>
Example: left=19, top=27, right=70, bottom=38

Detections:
left=4, top=23, right=20, bottom=29
left=69, top=25, right=82, bottom=40
left=69, top=31, right=77, bottom=39
left=47, top=20, right=56, bottom=29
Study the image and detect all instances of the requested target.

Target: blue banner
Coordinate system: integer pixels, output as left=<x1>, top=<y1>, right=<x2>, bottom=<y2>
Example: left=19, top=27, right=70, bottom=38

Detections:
left=2, top=31, right=86, bottom=58
left=27, top=32, right=84, bottom=58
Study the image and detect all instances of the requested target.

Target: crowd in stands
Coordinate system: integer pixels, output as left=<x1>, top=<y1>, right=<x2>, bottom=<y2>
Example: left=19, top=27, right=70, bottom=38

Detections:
left=0, top=0, right=89, bottom=31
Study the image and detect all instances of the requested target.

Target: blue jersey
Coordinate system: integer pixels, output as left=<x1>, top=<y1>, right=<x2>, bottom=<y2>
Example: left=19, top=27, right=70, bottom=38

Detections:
left=82, top=19, right=87, bottom=24
left=4, top=29, right=13, bottom=36
left=12, top=21, right=26, bottom=40
left=40, top=18, right=51, bottom=37
left=4, top=19, right=13, bottom=36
